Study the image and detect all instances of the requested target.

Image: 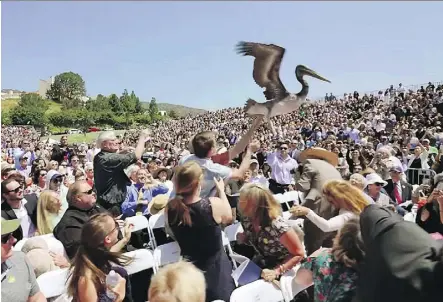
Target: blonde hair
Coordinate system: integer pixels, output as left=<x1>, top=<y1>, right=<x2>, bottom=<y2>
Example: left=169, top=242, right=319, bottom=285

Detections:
left=322, top=180, right=369, bottom=214
left=148, top=260, right=206, bottom=302
left=166, top=161, right=202, bottom=227
left=36, top=190, right=61, bottom=235
left=238, top=183, right=282, bottom=226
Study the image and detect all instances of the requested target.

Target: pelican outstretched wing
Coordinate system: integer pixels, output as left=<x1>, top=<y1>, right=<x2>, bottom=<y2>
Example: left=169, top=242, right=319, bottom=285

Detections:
left=236, top=41, right=289, bottom=101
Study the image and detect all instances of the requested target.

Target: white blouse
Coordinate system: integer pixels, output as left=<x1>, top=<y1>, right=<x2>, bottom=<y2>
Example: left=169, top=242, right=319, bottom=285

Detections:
left=305, top=208, right=357, bottom=233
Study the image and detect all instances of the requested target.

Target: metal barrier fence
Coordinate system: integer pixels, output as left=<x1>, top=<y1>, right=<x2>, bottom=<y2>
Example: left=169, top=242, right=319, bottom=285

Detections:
left=405, top=168, right=436, bottom=186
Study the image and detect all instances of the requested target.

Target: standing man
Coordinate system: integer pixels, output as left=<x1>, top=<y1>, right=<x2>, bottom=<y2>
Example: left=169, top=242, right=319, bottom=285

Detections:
left=267, top=142, right=298, bottom=195
left=293, top=147, right=341, bottom=255
left=94, top=129, right=151, bottom=216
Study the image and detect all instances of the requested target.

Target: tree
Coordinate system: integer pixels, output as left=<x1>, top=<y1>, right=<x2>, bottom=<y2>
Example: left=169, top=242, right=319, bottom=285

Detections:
left=134, top=92, right=143, bottom=113
left=149, top=97, right=159, bottom=121
left=108, top=93, right=121, bottom=113
left=85, top=94, right=112, bottom=112
left=10, top=93, right=49, bottom=126
left=168, top=109, right=178, bottom=119
left=46, top=72, right=86, bottom=104
left=1, top=111, right=12, bottom=125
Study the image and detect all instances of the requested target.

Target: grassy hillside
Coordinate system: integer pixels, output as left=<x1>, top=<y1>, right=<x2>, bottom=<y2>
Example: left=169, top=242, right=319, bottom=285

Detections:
left=142, top=102, right=207, bottom=117
left=1, top=98, right=62, bottom=114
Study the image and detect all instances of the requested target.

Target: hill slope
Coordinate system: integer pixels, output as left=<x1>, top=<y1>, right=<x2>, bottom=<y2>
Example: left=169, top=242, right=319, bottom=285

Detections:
left=1, top=98, right=62, bottom=114
left=142, top=102, right=207, bottom=117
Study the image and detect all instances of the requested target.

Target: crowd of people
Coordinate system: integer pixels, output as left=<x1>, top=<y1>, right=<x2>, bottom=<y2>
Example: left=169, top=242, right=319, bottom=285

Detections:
left=1, top=81, right=443, bottom=302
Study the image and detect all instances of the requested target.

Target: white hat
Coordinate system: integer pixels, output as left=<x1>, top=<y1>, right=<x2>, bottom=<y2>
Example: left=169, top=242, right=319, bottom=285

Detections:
left=365, top=173, right=387, bottom=187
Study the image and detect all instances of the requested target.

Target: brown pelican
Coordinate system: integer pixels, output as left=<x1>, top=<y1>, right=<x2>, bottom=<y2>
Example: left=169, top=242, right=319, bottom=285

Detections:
left=236, top=41, right=331, bottom=134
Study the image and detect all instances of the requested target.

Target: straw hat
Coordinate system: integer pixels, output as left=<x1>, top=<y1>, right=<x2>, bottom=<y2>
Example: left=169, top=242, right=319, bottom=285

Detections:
left=299, top=147, right=338, bottom=167
left=147, top=194, right=169, bottom=215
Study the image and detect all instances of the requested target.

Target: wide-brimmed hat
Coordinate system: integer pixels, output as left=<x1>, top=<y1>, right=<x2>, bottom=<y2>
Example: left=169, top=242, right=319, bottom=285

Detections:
left=147, top=194, right=169, bottom=215
left=366, top=173, right=388, bottom=187
left=1, top=218, right=21, bottom=236
left=153, top=167, right=172, bottom=180
left=299, top=147, right=338, bottom=167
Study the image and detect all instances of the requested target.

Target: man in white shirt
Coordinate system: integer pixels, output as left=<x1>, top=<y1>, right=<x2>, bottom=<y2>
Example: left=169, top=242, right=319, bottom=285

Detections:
left=1, top=179, right=37, bottom=241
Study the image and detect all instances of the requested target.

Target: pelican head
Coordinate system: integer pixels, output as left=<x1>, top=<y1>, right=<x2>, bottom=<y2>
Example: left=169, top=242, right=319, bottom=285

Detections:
left=296, top=65, right=331, bottom=83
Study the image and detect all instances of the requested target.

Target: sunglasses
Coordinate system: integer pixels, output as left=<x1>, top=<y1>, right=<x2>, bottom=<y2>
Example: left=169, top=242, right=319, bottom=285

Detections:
left=1, top=233, right=13, bottom=244
left=40, top=173, right=47, bottom=177
left=80, top=189, right=94, bottom=195
left=374, top=183, right=384, bottom=187
left=280, top=147, right=288, bottom=150
left=6, top=186, right=22, bottom=194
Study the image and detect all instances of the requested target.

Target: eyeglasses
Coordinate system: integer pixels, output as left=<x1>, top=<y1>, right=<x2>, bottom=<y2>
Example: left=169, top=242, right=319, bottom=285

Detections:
left=1, top=233, right=13, bottom=244
left=6, top=186, right=22, bottom=194
left=40, top=173, right=47, bottom=177
left=106, top=220, right=120, bottom=237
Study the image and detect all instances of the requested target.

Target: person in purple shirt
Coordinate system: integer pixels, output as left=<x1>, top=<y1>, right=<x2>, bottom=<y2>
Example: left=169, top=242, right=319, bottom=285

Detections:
left=121, top=168, right=168, bottom=217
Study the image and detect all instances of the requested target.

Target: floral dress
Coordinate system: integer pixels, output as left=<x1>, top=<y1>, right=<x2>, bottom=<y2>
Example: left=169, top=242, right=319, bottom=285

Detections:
left=300, top=249, right=359, bottom=302
left=241, top=215, right=291, bottom=268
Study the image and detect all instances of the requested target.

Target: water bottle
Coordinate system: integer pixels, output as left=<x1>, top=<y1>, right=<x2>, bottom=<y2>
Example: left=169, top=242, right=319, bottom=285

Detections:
left=106, top=270, right=120, bottom=299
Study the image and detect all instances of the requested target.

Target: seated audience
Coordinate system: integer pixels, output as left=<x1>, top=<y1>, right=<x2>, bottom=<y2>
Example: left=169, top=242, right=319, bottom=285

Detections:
left=1, top=218, right=46, bottom=302
left=148, top=260, right=206, bottom=302
left=36, top=190, right=63, bottom=235
left=1, top=178, right=37, bottom=241
left=67, top=213, right=133, bottom=302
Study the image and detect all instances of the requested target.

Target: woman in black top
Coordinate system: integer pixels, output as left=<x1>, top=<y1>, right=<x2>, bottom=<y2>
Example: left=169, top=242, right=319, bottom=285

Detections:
left=166, top=161, right=235, bottom=302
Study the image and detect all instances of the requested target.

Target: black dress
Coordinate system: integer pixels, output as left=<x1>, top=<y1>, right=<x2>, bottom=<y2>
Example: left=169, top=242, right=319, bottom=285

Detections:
left=168, top=199, right=236, bottom=302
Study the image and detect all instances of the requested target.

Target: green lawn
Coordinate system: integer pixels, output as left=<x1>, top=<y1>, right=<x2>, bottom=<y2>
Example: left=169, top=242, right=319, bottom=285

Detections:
left=1, top=98, right=62, bottom=113
left=41, top=130, right=127, bottom=144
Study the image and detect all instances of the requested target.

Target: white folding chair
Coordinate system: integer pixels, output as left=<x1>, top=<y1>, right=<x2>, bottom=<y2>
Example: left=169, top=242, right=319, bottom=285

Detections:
left=153, top=241, right=181, bottom=269
left=148, top=212, right=166, bottom=249
left=125, top=215, right=149, bottom=232
left=221, top=230, right=238, bottom=269
left=282, top=191, right=300, bottom=206
left=224, top=222, right=244, bottom=242
left=230, top=279, right=284, bottom=302
left=14, top=234, right=67, bottom=258
left=123, top=249, right=157, bottom=274
left=37, top=268, right=70, bottom=299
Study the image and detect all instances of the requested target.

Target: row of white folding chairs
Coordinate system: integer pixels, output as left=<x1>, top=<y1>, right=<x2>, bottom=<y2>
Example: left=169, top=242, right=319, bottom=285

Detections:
left=128, top=213, right=239, bottom=271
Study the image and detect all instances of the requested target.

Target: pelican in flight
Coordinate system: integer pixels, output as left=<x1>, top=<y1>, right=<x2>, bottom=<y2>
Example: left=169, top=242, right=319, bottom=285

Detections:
left=236, top=41, right=331, bottom=134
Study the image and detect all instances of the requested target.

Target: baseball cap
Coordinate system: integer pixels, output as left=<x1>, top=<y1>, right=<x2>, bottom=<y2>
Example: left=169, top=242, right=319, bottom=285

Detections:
left=1, top=218, right=21, bottom=236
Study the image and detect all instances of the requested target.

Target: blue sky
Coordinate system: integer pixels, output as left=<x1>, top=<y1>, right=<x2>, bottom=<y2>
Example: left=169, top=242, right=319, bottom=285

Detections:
left=2, top=1, right=442, bottom=110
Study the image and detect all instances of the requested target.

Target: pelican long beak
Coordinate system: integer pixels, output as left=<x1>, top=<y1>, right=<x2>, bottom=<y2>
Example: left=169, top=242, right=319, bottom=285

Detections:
left=306, top=68, right=331, bottom=83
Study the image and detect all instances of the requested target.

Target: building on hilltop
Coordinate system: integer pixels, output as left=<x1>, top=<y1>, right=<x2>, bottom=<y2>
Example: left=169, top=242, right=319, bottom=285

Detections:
left=1, top=89, right=26, bottom=100
left=38, top=76, right=55, bottom=99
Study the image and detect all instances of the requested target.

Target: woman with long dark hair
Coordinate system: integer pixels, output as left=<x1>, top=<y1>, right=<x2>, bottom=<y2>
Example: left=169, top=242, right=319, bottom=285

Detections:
left=67, top=213, right=133, bottom=302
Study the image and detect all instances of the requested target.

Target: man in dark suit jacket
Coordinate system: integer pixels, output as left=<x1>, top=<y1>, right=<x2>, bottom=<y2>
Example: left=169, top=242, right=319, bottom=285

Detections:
left=1, top=178, right=38, bottom=242
left=384, top=165, right=413, bottom=205
left=354, top=205, right=443, bottom=302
